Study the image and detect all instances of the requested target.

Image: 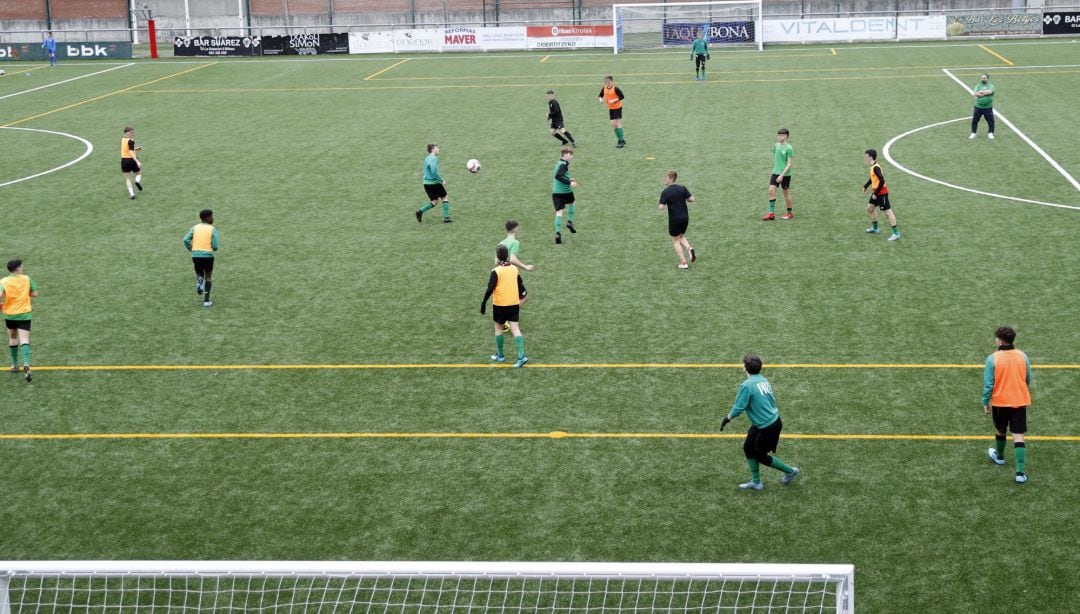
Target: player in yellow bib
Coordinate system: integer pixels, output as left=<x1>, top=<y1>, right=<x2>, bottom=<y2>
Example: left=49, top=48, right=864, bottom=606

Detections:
left=120, top=126, right=143, bottom=200
left=480, top=244, right=528, bottom=368
left=183, top=209, right=220, bottom=307
left=1, top=259, right=39, bottom=382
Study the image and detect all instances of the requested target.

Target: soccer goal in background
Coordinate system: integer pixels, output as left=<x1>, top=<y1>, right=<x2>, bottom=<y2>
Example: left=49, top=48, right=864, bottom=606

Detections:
left=0, top=560, right=854, bottom=612
left=614, top=1, right=764, bottom=53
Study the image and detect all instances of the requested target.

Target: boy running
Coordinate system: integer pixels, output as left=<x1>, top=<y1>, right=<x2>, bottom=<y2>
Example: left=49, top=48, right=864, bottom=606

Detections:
left=762, top=128, right=794, bottom=220
left=863, top=148, right=900, bottom=241
left=121, top=126, right=143, bottom=200
left=183, top=209, right=219, bottom=308
left=721, top=354, right=800, bottom=490
left=416, top=144, right=452, bottom=223
left=2, top=259, right=39, bottom=383
left=658, top=170, right=696, bottom=269
left=546, top=90, right=577, bottom=147
left=551, top=147, right=578, bottom=244
left=692, top=29, right=710, bottom=80
left=598, top=76, right=626, bottom=148
left=480, top=244, right=528, bottom=368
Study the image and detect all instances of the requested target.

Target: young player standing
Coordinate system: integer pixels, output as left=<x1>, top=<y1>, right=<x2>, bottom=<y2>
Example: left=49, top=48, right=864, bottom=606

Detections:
left=500, top=220, right=535, bottom=272
left=1, top=259, right=39, bottom=383
left=691, top=29, right=710, bottom=81
left=983, top=326, right=1032, bottom=484
left=863, top=149, right=900, bottom=241
left=42, top=31, right=57, bottom=66
left=416, top=144, right=452, bottom=223
left=598, top=76, right=626, bottom=148
left=480, top=244, right=528, bottom=368
left=183, top=209, right=219, bottom=308
left=721, top=355, right=800, bottom=490
left=762, top=128, right=794, bottom=220
left=120, top=126, right=143, bottom=200
left=546, top=90, right=577, bottom=148
left=658, top=170, right=696, bottom=269
left=551, top=147, right=578, bottom=244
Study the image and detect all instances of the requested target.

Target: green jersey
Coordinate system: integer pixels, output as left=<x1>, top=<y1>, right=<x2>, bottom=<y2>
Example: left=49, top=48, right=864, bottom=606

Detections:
left=691, top=37, right=709, bottom=55
left=772, top=142, right=794, bottom=176
left=423, top=153, right=443, bottom=185
left=499, top=235, right=520, bottom=258
left=974, top=81, right=995, bottom=109
left=552, top=159, right=574, bottom=194
left=728, top=374, right=780, bottom=429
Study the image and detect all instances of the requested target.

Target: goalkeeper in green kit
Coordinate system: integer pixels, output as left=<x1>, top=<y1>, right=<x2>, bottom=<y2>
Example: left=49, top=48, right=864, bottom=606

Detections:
left=721, top=355, right=800, bottom=490
left=692, top=29, right=710, bottom=81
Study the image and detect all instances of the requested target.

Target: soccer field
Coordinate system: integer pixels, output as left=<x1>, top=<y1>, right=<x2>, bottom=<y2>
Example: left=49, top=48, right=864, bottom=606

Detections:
left=1, top=39, right=1078, bottom=612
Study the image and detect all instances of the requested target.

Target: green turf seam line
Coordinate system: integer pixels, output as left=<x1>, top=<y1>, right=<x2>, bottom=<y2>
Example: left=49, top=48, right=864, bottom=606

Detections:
left=26, top=363, right=1080, bottom=371
left=0, top=432, right=1076, bottom=441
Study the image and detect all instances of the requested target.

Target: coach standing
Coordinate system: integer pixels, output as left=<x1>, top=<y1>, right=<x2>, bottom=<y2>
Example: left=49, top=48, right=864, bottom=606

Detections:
left=969, top=73, right=995, bottom=140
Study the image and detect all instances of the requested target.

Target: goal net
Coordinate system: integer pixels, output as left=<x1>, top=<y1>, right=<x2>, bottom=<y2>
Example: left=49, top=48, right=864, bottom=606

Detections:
left=614, top=1, right=763, bottom=54
left=0, top=561, right=854, bottom=613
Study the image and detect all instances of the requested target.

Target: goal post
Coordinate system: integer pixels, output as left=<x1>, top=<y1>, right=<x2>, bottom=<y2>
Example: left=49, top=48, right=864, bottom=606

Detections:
left=613, top=1, right=764, bottom=54
left=0, top=560, right=854, bottom=613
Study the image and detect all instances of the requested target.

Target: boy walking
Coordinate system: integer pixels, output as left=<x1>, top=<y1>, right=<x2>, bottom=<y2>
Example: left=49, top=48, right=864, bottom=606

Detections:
left=551, top=147, right=578, bottom=244
left=598, top=76, right=626, bottom=148
left=983, top=326, right=1032, bottom=484
left=480, top=244, right=528, bottom=368
left=1, top=259, right=39, bottom=383
left=721, top=355, right=800, bottom=490
left=762, top=128, right=794, bottom=220
left=121, top=126, right=143, bottom=200
left=863, top=148, right=900, bottom=241
left=416, top=144, right=452, bottom=223
left=546, top=90, right=577, bottom=147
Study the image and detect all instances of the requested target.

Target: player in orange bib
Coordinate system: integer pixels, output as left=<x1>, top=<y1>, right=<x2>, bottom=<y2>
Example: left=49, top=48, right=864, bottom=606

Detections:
left=597, top=76, right=626, bottom=148
left=120, top=126, right=143, bottom=200
left=983, top=326, right=1033, bottom=484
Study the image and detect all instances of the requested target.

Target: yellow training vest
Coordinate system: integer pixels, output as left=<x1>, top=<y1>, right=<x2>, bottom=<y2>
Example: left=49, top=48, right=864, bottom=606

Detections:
left=191, top=224, right=215, bottom=252
left=492, top=264, right=520, bottom=307
left=0, top=275, right=33, bottom=316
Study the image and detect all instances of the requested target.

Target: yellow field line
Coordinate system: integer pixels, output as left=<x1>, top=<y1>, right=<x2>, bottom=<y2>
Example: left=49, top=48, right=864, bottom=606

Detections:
left=24, top=362, right=1080, bottom=371
left=363, top=58, right=410, bottom=81
left=540, top=55, right=550, bottom=63
left=831, top=48, right=837, bottom=56
left=0, top=431, right=1076, bottom=442
left=0, top=64, right=49, bottom=75
left=2, top=62, right=216, bottom=127
left=979, top=44, right=1015, bottom=66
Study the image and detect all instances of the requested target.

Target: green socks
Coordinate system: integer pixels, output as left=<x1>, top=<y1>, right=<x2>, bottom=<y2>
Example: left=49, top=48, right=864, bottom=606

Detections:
left=769, top=199, right=776, bottom=213
left=891, top=225, right=899, bottom=234
left=767, top=456, right=793, bottom=474
left=614, top=127, right=624, bottom=142
left=442, top=201, right=451, bottom=218
left=1015, top=443, right=1026, bottom=473
left=515, top=335, right=525, bottom=358
left=555, top=215, right=563, bottom=232
left=747, top=459, right=761, bottom=483
left=872, top=221, right=879, bottom=230
left=495, top=334, right=505, bottom=356
left=8, top=345, right=17, bottom=366
left=567, top=204, right=575, bottom=223
left=420, top=203, right=435, bottom=213
left=995, top=435, right=1006, bottom=458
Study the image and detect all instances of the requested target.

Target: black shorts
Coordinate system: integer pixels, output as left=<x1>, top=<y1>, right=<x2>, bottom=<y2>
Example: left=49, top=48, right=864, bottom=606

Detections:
left=492, top=304, right=520, bottom=324
left=552, top=192, right=575, bottom=211
left=550, top=120, right=564, bottom=130
left=695, top=53, right=708, bottom=68
left=769, top=174, right=791, bottom=189
left=743, top=418, right=783, bottom=459
left=992, top=406, right=1027, bottom=434
left=4, top=319, right=31, bottom=331
left=869, top=193, right=891, bottom=211
left=424, top=183, right=447, bottom=201
left=668, top=217, right=689, bottom=237
left=608, top=108, right=623, bottom=121
left=192, top=257, right=215, bottom=276
left=121, top=158, right=139, bottom=173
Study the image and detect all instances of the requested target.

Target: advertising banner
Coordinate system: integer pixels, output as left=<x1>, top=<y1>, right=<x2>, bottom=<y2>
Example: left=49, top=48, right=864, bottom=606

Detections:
left=261, top=33, right=349, bottom=55
left=0, top=41, right=132, bottom=61
left=945, top=13, right=1041, bottom=37
left=896, top=16, right=946, bottom=40
left=392, top=28, right=441, bottom=52
left=1042, top=11, right=1080, bottom=35
left=526, top=25, right=615, bottom=50
left=173, top=36, right=261, bottom=56
left=349, top=31, right=395, bottom=54
left=662, top=21, right=755, bottom=45
left=478, top=26, right=527, bottom=51
left=764, top=16, right=945, bottom=42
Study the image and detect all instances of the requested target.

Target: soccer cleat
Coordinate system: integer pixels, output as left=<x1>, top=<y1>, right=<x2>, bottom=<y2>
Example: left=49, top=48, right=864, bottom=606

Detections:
left=513, top=356, right=529, bottom=368
left=571, top=142, right=577, bottom=149
left=615, top=142, right=625, bottom=149
left=739, top=481, right=764, bottom=491
left=10, top=365, right=18, bottom=373
left=415, top=210, right=422, bottom=223
left=988, top=133, right=995, bottom=140
left=677, top=262, right=689, bottom=269
left=202, top=300, right=213, bottom=308
left=781, top=213, right=793, bottom=220
left=888, top=232, right=901, bottom=241
left=566, top=222, right=576, bottom=234
left=23, top=366, right=31, bottom=383
left=865, top=227, right=881, bottom=234
left=969, top=133, right=977, bottom=139
left=135, top=181, right=143, bottom=191
left=130, top=195, right=136, bottom=200
left=443, top=218, right=453, bottom=224
left=197, top=281, right=204, bottom=295
left=988, top=448, right=1006, bottom=465
left=1015, top=473, right=1027, bottom=484
left=689, top=247, right=696, bottom=263
left=781, top=467, right=801, bottom=485
left=555, top=232, right=562, bottom=245
left=490, top=354, right=506, bottom=363
left=761, top=212, right=775, bottom=221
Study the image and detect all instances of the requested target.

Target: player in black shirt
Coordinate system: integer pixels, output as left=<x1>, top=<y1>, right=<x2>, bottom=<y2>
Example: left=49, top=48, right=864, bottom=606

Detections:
left=546, top=90, right=577, bottom=147
left=658, top=170, right=696, bottom=269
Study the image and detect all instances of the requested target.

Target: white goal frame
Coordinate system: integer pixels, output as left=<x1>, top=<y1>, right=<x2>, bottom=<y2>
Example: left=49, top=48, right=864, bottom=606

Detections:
left=0, top=560, right=854, bottom=613
left=613, top=0, right=765, bottom=54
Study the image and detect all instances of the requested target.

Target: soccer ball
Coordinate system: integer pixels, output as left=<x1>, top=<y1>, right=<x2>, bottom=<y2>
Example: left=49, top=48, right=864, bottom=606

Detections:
left=0, top=69, right=5, bottom=76
left=466, top=159, right=481, bottom=173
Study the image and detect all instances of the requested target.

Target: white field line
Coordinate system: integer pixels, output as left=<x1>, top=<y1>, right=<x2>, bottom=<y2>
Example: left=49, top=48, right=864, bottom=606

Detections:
left=0, top=127, right=93, bottom=189
left=943, top=67, right=1080, bottom=192
left=0, top=63, right=134, bottom=101
left=882, top=117, right=1080, bottom=211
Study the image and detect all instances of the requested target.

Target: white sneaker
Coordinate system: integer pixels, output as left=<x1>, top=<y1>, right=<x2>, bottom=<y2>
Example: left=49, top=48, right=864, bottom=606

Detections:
left=988, top=447, right=1005, bottom=465
left=739, top=481, right=763, bottom=491
left=1015, top=473, right=1027, bottom=484
left=888, top=233, right=901, bottom=241
left=988, top=133, right=995, bottom=140
left=969, top=133, right=977, bottom=139
left=781, top=467, right=801, bottom=485
left=677, top=262, right=689, bottom=269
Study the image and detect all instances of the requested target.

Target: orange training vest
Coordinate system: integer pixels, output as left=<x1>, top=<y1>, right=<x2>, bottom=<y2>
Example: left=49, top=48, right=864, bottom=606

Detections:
left=990, top=349, right=1031, bottom=407
left=603, top=84, right=622, bottom=110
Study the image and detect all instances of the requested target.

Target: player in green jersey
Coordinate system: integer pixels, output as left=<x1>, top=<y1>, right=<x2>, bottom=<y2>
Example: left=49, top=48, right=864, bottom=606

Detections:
left=721, top=355, right=800, bottom=490
left=416, top=144, right=452, bottom=223
left=762, top=128, right=795, bottom=221
left=691, top=29, right=710, bottom=81
left=499, top=220, right=535, bottom=272
left=969, top=73, right=996, bottom=140
left=552, top=148, right=578, bottom=244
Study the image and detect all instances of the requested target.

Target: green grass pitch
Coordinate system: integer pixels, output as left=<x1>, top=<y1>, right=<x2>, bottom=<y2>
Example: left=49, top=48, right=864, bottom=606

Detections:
left=0, top=39, right=1078, bottom=612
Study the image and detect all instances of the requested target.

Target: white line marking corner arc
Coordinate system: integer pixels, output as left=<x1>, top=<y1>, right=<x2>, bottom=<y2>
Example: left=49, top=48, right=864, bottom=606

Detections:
left=0, top=127, right=94, bottom=189
left=882, top=117, right=1080, bottom=212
